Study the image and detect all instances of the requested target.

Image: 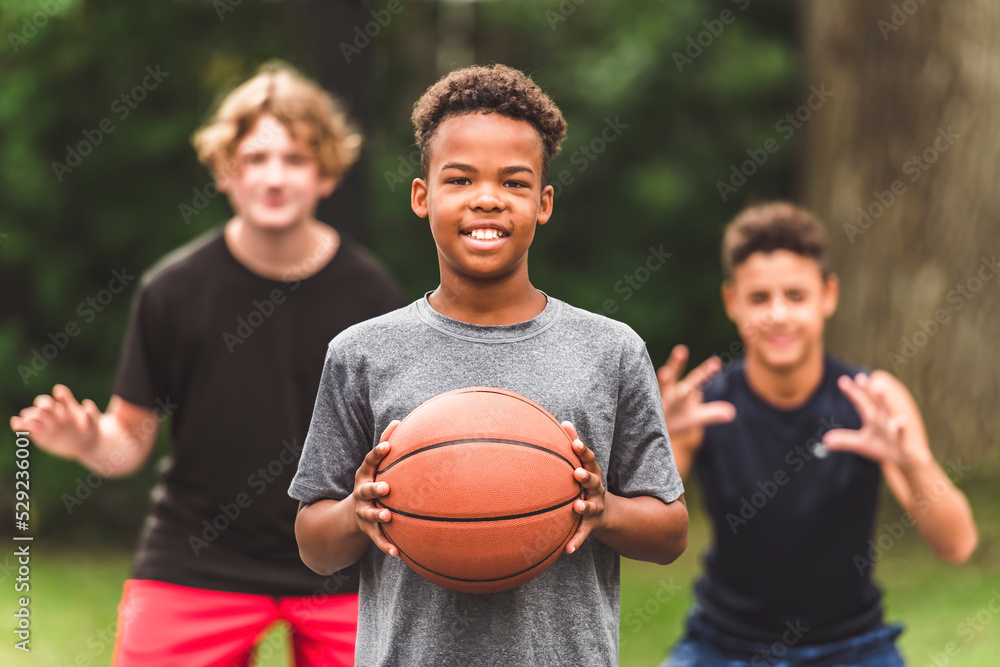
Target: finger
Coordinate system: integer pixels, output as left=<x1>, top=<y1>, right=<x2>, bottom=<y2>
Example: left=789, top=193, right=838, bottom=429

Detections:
left=355, top=480, right=390, bottom=502
left=573, top=497, right=602, bottom=516
left=836, top=375, right=877, bottom=425
left=573, top=465, right=603, bottom=491
left=22, top=406, right=54, bottom=432
left=52, top=384, right=80, bottom=407
left=362, top=523, right=399, bottom=558
left=690, top=401, right=737, bottom=427
left=81, top=399, right=101, bottom=432
left=565, top=520, right=593, bottom=554
left=822, top=427, right=869, bottom=454
left=681, top=355, right=723, bottom=394
left=656, top=344, right=689, bottom=390
left=560, top=420, right=580, bottom=443
left=359, top=502, right=393, bottom=523
left=887, top=414, right=907, bottom=441
left=33, top=394, right=54, bottom=409
left=358, top=441, right=392, bottom=479
left=378, top=419, right=401, bottom=444
left=572, top=438, right=602, bottom=476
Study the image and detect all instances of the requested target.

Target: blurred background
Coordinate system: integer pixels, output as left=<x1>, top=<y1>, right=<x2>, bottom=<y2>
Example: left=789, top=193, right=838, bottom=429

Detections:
left=1, top=0, right=997, bottom=664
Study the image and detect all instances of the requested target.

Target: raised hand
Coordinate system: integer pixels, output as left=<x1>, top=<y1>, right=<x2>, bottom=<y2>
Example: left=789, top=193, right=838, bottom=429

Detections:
left=823, top=373, right=907, bottom=465
left=10, top=384, right=101, bottom=461
left=656, top=345, right=736, bottom=447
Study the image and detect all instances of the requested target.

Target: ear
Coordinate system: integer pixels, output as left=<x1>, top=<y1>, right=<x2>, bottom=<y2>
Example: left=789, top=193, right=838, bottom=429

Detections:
left=318, top=175, right=337, bottom=199
left=411, top=178, right=428, bottom=219
left=536, top=184, right=555, bottom=226
left=721, top=280, right=737, bottom=323
left=822, top=272, right=840, bottom=318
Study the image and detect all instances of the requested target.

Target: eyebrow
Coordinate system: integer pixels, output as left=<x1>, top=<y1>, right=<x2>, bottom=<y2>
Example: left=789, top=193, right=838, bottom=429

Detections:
left=440, top=162, right=535, bottom=176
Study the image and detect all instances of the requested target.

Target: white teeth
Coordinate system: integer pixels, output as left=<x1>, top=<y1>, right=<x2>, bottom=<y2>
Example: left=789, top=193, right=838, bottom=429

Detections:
left=469, top=229, right=504, bottom=241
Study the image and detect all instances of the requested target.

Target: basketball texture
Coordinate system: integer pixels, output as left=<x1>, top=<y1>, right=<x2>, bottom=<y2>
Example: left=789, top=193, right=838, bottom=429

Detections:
left=375, top=387, right=583, bottom=594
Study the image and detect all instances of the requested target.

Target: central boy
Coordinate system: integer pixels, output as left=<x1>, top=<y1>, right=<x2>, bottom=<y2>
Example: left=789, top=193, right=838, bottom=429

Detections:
left=289, top=64, right=688, bottom=665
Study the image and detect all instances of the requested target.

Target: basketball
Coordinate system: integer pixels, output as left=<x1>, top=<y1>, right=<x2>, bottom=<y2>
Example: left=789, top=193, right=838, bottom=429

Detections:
left=374, top=387, right=583, bottom=594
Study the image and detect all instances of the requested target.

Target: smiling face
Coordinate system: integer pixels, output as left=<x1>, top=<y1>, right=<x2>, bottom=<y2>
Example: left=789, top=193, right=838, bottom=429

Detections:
left=410, top=112, right=554, bottom=284
left=723, top=250, right=839, bottom=372
left=217, top=113, right=335, bottom=232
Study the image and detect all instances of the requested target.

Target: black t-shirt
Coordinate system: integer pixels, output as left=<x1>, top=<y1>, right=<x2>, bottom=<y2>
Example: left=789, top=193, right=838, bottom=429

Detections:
left=692, top=354, right=884, bottom=644
left=113, top=227, right=406, bottom=596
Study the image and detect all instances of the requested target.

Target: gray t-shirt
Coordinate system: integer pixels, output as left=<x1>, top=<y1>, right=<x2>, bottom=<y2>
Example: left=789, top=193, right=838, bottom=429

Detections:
left=289, top=293, right=684, bottom=666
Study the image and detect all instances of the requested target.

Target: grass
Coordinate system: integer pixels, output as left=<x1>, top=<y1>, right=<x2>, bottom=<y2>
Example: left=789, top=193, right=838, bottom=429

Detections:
left=3, top=474, right=998, bottom=666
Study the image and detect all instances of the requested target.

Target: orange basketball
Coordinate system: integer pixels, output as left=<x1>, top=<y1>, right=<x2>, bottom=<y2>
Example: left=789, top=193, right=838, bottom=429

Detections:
left=375, top=387, right=583, bottom=594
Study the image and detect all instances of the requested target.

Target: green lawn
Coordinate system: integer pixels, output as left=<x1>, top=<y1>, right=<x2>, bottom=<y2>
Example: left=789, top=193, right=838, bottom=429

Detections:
left=3, top=475, right=998, bottom=666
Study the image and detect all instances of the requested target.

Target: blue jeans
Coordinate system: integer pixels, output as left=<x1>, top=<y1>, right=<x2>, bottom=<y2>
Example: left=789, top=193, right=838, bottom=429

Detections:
left=662, top=614, right=905, bottom=666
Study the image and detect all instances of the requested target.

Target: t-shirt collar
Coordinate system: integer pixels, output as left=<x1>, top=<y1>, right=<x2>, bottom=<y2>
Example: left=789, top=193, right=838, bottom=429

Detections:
left=414, top=290, right=561, bottom=343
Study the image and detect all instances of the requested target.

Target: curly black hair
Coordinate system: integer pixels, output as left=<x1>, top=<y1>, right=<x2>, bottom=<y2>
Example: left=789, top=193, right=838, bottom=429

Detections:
left=411, top=64, right=567, bottom=183
left=722, top=201, right=830, bottom=279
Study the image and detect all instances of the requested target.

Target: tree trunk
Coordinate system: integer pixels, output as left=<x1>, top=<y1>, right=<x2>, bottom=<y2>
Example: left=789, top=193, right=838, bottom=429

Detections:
left=801, top=0, right=1000, bottom=465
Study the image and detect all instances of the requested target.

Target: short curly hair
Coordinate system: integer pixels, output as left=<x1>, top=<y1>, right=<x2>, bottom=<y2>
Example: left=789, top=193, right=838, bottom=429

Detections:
left=722, top=201, right=830, bottom=279
left=193, top=60, right=361, bottom=180
left=411, top=64, right=567, bottom=183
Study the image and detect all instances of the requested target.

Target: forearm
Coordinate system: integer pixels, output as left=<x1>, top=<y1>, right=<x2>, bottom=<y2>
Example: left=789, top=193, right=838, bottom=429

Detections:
left=75, top=413, right=152, bottom=478
left=898, top=454, right=977, bottom=563
left=295, top=497, right=373, bottom=575
left=593, top=494, right=688, bottom=565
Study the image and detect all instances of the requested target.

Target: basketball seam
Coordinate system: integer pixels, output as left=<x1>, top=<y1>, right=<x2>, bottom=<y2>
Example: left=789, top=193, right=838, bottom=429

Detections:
left=377, top=438, right=578, bottom=475
left=376, top=491, right=582, bottom=522
left=393, top=514, right=582, bottom=585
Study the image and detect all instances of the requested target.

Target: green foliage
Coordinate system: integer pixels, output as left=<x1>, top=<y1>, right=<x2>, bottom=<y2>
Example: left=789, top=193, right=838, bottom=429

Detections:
left=3, top=0, right=802, bottom=538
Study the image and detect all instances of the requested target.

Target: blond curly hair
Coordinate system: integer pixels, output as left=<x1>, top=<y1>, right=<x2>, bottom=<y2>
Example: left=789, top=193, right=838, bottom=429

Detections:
left=193, top=60, right=361, bottom=180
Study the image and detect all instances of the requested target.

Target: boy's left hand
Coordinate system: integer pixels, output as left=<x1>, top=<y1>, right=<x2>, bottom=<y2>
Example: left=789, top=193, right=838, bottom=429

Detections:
left=561, top=421, right=607, bottom=554
left=823, top=372, right=908, bottom=465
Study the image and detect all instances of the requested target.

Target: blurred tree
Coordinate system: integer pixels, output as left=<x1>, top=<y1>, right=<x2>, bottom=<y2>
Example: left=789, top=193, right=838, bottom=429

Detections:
left=802, top=0, right=1000, bottom=465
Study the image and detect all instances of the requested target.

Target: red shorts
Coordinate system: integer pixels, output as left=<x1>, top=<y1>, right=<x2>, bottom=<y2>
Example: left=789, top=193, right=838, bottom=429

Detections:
left=111, top=579, right=358, bottom=667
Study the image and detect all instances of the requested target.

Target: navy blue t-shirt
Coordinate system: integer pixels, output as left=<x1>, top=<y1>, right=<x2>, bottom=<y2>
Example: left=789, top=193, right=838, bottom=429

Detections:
left=692, top=353, right=883, bottom=644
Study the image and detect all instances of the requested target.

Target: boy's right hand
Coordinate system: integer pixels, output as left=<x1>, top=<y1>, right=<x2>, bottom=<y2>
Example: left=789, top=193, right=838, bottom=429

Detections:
left=657, top=345, right=736, bottom=457
left=351, top=420, right=401, bottom=557
left=10, top=384, right=100, bottom=461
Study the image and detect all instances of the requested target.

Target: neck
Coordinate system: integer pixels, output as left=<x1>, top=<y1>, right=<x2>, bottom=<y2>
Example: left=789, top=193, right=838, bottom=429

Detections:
left=224, top=217, right=339, bottom=281
left=429, top=266, right=546, bottom=325
left=744, top=346, right=825, bottom=410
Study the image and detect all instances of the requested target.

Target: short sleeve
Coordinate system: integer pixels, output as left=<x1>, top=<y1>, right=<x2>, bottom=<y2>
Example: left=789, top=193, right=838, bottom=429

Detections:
left=606, top=333, right=684, bottom=504
left=288, top=344, right=374, bottom=504
left=112, top=280, right=169, bottom=410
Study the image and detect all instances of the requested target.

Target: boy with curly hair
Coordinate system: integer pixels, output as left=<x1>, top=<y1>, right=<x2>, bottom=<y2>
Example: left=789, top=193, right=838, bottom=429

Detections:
left=290, top=63, right=689, bottom=665
left=11, top=62, right=404, bottom=665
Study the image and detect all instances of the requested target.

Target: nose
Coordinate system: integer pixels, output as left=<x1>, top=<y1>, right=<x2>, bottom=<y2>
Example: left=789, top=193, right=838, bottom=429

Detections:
left=264, top=157, right=285, bottom=186
left=769, top=297, right=789, bottom=322
left=470, top=183, right=504, bottom=212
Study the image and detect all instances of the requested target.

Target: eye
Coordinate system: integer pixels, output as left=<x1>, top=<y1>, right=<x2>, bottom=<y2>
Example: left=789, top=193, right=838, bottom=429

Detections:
left=243, top=153, right=266, bottom=165
left=749, top=293, right=769, bottom=304
left=447, top=177, right=471, bottom=186
left=286, top=154, right=309, bottom=166
left=505, top=180, right=528, bottom=189
left=785, top=290, right=805, bottom=302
